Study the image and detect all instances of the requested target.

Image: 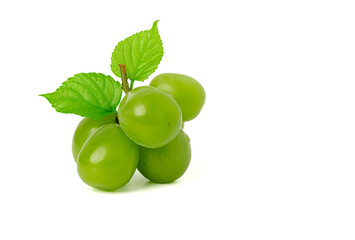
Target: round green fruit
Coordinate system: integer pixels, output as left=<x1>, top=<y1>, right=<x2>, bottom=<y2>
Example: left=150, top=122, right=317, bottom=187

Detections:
left=138, top=130, right=191, bottom=183
left=150, top=73, right=206, bottom=121
left=72, top=113, right=118, bottom=162
left=118, top=86, right=182, bottom=148
left=77, top=124, right=139, bottom=191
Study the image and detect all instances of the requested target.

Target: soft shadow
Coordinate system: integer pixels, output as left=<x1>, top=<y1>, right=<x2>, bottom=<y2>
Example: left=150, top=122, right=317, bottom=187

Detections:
left=89, top=171, right=179, bottom=194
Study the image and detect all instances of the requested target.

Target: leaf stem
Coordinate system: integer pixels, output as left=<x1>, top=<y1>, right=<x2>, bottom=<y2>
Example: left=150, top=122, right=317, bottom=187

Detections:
left=119, top=64, right=130, bottom=94
left=130, top=80, right=135, bottom=90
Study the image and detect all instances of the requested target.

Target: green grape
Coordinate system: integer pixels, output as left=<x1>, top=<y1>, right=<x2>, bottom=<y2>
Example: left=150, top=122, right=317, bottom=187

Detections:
left=150, top=73, right=206, bottom=121
left=138, top=130, right=191, bottom=183
left=77, top=124, right=139, bottom=191
left=72, top=113, right=117, bottom=162
left=118, top=86, right=182, bottom=148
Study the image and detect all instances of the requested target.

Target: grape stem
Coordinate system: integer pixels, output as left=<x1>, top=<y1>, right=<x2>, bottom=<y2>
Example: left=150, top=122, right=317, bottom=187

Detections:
left=130, top=80, right=135, bottom=90
left=119, top=64, right=130, bottom=94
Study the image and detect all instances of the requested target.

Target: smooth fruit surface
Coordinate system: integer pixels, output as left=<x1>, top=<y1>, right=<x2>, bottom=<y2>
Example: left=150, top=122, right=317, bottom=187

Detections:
left=72, top=113, right=117, bottom=162
left=77, top=124, right=139, bottom=191
left=138, top=130, right=191, bottom=183
left=118, top=86, right=182, bottom=148
left=150, top=73, right=206, bottom=121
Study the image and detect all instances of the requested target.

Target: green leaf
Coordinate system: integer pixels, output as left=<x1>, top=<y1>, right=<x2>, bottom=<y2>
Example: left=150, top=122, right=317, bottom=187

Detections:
left=111, top=20, right=164, bottom=82
left=40, top=73, right=122, bottom=120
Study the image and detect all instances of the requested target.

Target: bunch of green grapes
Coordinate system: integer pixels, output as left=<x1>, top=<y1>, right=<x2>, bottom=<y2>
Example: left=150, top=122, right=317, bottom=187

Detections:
left=41, top=21, right=205, bottom=191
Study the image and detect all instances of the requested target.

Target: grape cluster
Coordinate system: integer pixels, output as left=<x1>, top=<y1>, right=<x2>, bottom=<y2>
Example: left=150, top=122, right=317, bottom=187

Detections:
left=73, top=73, right=205, bottom=191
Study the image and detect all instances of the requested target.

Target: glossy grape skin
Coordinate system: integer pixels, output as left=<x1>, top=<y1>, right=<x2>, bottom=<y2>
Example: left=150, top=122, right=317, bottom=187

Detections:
left=72, top=113, right=117, bottom=162
left=118, top=86, right=182, bottom=148
left=77, top=124, right=139, bottom=191
left=138, top=130, right=191, bottom=183
left=150, top=73, right=206, bottom=121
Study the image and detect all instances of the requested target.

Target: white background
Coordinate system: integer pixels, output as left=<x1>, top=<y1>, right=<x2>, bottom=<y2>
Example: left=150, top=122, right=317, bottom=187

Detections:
left=1, top=0, right=354, bottom=239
